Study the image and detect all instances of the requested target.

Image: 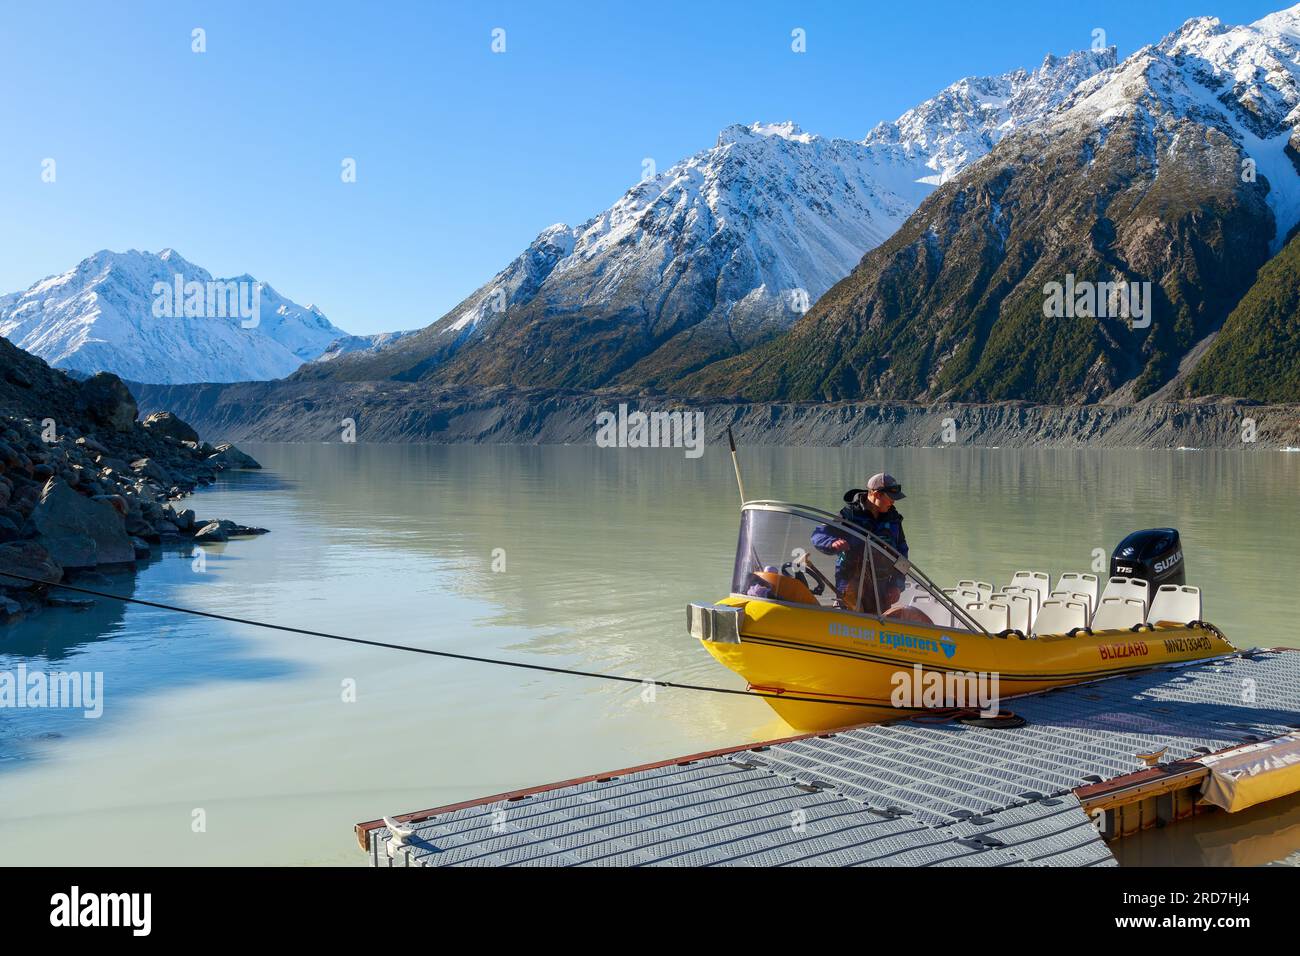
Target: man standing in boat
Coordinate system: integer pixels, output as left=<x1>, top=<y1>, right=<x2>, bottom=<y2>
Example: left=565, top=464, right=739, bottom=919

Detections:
left=811, top=473, right=908, bottom=614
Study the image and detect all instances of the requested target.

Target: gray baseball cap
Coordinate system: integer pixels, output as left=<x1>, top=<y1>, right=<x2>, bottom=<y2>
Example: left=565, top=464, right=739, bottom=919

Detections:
left=867, top=473, right=905, bottom=499
left=843, top=473, right=906, bottom=504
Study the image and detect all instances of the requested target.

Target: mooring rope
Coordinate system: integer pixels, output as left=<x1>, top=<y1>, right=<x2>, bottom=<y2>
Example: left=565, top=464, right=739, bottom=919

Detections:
left=0, top=571, right=907, bottom=712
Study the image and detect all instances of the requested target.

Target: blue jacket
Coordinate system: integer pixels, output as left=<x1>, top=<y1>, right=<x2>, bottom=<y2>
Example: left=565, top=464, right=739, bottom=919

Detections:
left=811, top=505, right=908, bottom=558
left=811, top=504, right=908, bottom=603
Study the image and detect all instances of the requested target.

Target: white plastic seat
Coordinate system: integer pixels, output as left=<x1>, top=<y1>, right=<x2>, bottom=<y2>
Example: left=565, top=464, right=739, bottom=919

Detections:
left=1091, top=597, right=1146, bottom=631
left=897, top=581, right=927, bottom=611
left=944, top=588, right=982, bottom=609
left=911, top=595, right=953, bottom=628
left=1002, top=584, right=1040, bottom=621
left=1033, top=600, right=1089, bottom=636
left=966, top=602, right=1010, bottom=633
left=1011, top=571, right=1051, bottom=607
left=1100, top=576, right=1149, bottom=617
left=957, top=580, right=994, bottom=600
left=1147, top=585, right=1202, bottom=625
left=1049, top=590, right=1093, bottom=617
left=1001, top=593, right=1034, bottom=634
left=1056, top=573, right=1099, bottom=613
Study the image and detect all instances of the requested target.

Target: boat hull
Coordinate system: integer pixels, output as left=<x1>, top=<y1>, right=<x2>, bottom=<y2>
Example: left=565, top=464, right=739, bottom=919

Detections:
left=694, top=597, right=1238, bottom=732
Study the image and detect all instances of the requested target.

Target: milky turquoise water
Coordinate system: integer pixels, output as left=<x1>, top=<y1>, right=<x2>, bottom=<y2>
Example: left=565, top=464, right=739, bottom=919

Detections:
left=1, top=443, right=1298, bottom=865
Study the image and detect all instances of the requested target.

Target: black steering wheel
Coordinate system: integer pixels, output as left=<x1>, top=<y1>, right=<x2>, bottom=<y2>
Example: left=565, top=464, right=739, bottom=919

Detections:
left=783, top=558, right=827, bottom=596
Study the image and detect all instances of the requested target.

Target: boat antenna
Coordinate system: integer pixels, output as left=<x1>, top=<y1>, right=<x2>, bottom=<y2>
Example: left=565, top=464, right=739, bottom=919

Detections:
left=726, top=426, right=747, bottom=505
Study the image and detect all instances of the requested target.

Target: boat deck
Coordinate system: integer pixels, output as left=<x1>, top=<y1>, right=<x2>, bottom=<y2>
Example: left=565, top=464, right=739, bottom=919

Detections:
left=356, top=648, right=1300, bottom=867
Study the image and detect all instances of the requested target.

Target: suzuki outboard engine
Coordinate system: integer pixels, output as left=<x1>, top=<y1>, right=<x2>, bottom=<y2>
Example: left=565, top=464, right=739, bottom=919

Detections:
left=1111, top=528, right=1185, bottom=604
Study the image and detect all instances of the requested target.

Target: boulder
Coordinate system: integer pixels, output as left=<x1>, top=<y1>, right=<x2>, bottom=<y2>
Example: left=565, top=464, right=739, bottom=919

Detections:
left=92, top=494, right=129, bottom=518
left=192, top=521, right=228, bottom=542
left=66, top=570, right=112, bottom=588
left=9, top=482, right=40, bottom=516
left=79, top=373, right=137, bottom=433
left=142, top=411, right=200, bottom=444
left=204, top=518, right=269, bottom=538
left=0, top=440, right=23, bottom=469
left=97, top=456, right=132, bottom=474
left=29, top=478, right=135, bottom=569
left=0, top=594, right=23, bottom=621
left=130, top=458, right=174, bottom=485
left=164, top=506, right=196, bottom=532
left=0, top=540, right=62, bottom=588
left=209, top=443, right=261, bottom=469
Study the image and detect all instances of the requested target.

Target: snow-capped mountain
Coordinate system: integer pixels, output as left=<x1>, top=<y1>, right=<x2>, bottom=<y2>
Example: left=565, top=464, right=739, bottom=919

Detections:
left=304, top=49, right=1116, bottom=390
left=1052, top=5, right=1300, bottom=249
left=683, top=4, right=1300, bottom=406
left=311, top=329, right=417, bottom=363
left=864, top=48, right=1118, bottom=185
left=0, top=249, right=349, bottom=384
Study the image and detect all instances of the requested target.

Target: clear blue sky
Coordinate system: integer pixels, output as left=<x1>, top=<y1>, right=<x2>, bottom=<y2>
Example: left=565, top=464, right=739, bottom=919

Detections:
left=0, top=0, right=1286, bottom=335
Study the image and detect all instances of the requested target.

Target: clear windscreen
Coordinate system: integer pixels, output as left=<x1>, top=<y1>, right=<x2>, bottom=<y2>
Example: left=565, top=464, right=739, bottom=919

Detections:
left=732, top=507, right=862, bottom=609
left=732, top=505, right=972, bottom=628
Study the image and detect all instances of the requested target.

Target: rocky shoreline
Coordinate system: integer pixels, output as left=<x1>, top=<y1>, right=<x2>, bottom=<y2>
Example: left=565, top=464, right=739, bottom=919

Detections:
left=131, top=379, right=1300, bottom=450
left=0, top=336, right=266, bottom=625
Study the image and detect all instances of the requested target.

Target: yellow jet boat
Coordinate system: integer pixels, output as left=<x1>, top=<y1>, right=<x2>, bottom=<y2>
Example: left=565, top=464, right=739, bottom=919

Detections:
left=689, top=501, right=1236, bottom=732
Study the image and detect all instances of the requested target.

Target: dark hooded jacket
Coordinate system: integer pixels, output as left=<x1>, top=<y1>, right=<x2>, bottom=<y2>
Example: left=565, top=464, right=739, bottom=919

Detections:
left=810, top=492, right=908, bottom=611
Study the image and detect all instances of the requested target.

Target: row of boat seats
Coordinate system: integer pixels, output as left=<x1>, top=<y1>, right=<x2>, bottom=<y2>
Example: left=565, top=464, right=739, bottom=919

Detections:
left=1094, top=577, right=1202, bottom=625
left=940, top=572, right=1202, bottom=635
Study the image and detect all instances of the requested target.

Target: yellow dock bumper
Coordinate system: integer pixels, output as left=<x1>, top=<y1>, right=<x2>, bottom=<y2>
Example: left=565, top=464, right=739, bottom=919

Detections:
left=1198, top=733, right=1300, bottom=813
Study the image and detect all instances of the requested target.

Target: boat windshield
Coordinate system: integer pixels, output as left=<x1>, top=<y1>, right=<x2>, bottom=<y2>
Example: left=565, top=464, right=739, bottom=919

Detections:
left=732, top=505, right=862, bottom=610
left=732, top=502, right=982, bottom=630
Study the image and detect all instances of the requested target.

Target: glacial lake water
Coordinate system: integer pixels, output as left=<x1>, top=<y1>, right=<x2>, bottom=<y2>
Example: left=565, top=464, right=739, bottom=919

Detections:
left=1, top=442, right=1299, bottom=866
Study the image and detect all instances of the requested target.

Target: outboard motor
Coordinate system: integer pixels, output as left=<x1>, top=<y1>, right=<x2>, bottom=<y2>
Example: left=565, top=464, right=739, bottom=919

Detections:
left=1111, top=528, right=1185, bottom=604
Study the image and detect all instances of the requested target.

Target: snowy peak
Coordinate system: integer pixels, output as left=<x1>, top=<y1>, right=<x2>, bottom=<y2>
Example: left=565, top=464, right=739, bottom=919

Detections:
left=1254, top=2, right=1300, bottom=37
left=317, top=37, right=1128, bottom=391
left=0, top=249, right=350, bottom=384
left=1049, top=4, right=1300, bottom=245
left=716, top=121, right=817, bottom=146
left=1066, top=7, right=1300, bottom=137
left=311, top=328, right=418, bottom=363
left=864, top=46, right=1117, bottom=184
left=433, top=119, right=922, bottom=347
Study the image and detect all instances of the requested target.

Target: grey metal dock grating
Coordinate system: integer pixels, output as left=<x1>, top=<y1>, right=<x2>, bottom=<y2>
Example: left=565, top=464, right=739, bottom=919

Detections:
left=360, top=650, right=1300, bottom=867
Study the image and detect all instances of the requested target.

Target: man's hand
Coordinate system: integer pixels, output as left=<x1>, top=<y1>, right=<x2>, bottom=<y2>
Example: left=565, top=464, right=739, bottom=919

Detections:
left=829, top=538, right=849, bottom=552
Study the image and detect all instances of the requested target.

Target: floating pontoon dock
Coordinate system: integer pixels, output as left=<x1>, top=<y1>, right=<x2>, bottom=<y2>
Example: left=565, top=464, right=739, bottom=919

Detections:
left=357, top=649, right=1300, bottom=867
